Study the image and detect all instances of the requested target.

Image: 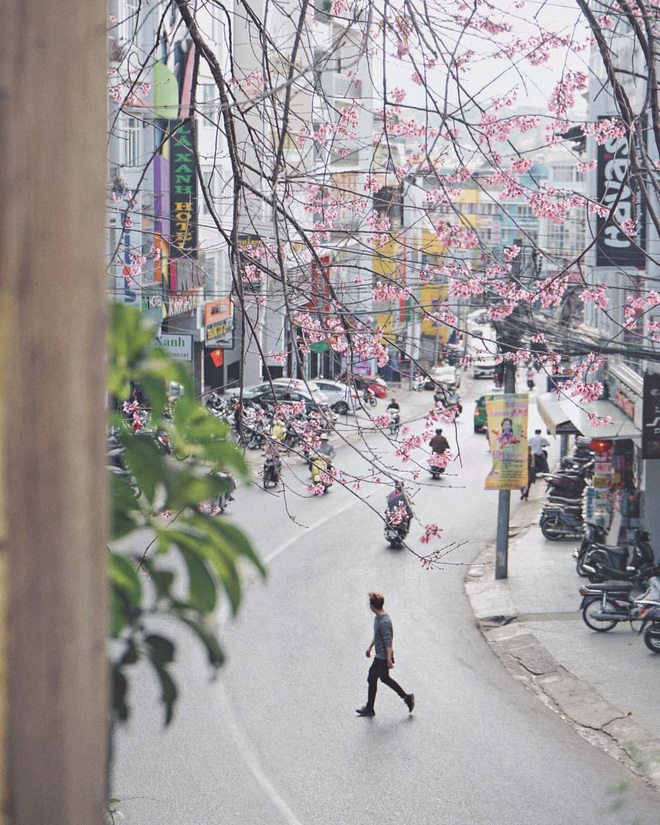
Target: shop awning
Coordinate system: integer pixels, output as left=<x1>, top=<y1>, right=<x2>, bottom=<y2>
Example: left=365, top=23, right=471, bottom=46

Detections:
left=536, top=392, right=640, bottom=441
left=536, top=392, right=579, bottom=436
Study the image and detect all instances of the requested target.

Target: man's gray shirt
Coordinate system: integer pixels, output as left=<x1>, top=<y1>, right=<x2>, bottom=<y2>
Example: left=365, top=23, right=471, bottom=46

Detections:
left=373, top=613, right=393, bottom=659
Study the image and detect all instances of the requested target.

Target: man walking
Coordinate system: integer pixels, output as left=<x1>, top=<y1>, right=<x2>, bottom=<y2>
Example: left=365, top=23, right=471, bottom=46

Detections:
left=356, top=593, right=414, bottom=717
left=529, top=428, right=550, bottom=473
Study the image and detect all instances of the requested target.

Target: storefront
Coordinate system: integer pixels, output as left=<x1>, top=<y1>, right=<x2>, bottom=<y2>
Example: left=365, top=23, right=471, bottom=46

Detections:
left=536, top=374, right=643, bottom=543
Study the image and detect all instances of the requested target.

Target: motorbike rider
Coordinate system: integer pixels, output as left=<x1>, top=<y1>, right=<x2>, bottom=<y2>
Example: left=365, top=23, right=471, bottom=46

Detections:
left=386, top=397, right=401, bottom=426
left=311, top=433, right=336, bottom=486
left=429, top=428, right=449, bottom=455
left=316, top=432, right=336, bottom=460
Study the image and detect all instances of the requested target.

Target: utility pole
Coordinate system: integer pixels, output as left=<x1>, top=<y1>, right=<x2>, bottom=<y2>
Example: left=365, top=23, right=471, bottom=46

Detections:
left=495, top=358, right=516, bottom=579
left=494, top=241, right=528, bottom=579
left=0, top=2, right=108, bottom=822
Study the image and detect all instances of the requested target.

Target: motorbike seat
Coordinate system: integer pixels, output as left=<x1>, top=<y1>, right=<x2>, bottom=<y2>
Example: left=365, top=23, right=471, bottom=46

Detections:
left=588, top=541, right=632, bottom=556
left=582, top=581, right=634, bottom=593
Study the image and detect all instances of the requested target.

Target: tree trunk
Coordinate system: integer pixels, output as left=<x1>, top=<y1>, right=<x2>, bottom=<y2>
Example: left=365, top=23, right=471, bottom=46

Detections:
left=0, top=1, right=108, bottom=823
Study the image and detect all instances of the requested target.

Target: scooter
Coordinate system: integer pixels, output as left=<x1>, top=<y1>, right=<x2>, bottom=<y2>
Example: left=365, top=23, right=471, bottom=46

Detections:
left=580, top=574, right=660, bottom=632
left=310, top=455, right=333, bottom=492
left=573, top=522, right=608, bottom=577
left=581, top=529, right=656, bottom=588
left=388, top=410, right=400, bottom=436
left=384, top=517, right=410, bottom=549
left=429, top=455, right=446, bottom=479
left=540, top=505, right=583, bottom=540
left=543, top=474, right=587, bottom=499
left=362, top=387, right=377, bottom=407
left=639, top=602, right=660, bottom=652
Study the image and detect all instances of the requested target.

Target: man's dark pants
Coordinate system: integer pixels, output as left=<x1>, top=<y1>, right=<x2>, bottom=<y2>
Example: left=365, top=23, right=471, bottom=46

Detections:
left=366, top=657, right=407, bottom=709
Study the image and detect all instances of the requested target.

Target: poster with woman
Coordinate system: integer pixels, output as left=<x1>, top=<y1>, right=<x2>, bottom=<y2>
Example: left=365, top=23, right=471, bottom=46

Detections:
left=485, top=394, right=529, bottom=490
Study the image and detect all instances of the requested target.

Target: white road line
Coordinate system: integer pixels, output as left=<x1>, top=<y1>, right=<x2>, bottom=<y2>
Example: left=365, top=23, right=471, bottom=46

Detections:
left=219, top=490, right=373, bottom=823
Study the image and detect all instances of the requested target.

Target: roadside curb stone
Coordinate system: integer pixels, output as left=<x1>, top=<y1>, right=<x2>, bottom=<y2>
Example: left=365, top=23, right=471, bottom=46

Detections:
left=466, top=541, right=660, bottom=791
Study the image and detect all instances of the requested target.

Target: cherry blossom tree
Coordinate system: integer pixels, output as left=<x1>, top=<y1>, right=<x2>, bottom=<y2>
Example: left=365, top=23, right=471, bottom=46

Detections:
left=106, top=0, right=660, bottom=725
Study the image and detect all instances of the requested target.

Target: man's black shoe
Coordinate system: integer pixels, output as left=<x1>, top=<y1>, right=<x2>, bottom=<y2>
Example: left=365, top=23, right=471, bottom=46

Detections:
left=356, top=706, right=375, bottom=717
left=405, top=693, right=415, bottom=713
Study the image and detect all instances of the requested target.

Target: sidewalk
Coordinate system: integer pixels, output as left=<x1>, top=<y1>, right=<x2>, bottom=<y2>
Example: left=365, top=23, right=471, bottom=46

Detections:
left=465, top=483, right=660, bottom=791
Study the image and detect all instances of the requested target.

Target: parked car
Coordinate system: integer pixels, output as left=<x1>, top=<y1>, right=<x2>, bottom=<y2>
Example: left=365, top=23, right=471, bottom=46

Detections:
left=311, top=378, right=359, bottom=415
left=424, top=364, right=461, bottom=390
left=233, top=380, right=333, bottom=416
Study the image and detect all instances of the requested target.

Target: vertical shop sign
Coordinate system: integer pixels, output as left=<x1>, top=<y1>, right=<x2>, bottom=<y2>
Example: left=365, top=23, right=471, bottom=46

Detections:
left=596, top=117, right=646, bottom=268
left=642, top=372, right=660, bottom=459
left=169, top=119, right=197, bottom=259
left=484, top=394, right=529, bottom=490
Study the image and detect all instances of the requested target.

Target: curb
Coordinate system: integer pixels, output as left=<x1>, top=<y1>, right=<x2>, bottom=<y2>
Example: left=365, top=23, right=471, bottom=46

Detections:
left=465, top=520, right=660, bottom=791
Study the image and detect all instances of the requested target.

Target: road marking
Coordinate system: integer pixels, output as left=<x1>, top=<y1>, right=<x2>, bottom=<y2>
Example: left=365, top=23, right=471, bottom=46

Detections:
left=219, top=491, right=372, bottom=823
left=217, top=683, right=306, bottom=825
left=262, top=491, right=373, bottom=565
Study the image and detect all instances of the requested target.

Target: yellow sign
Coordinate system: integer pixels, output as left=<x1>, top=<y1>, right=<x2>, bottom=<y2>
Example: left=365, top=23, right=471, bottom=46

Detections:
left=420, top=284, right=448, bottom=337
left=485, top=394, right=529, bottom=490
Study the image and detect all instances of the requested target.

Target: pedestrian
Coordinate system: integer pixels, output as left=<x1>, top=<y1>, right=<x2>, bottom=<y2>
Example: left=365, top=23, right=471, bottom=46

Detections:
left=356, top=592, right=414, bottom=717
left=520, top=447, right=536, bottom=500
left=526, top=366, right=535, bottom=390
left=529, top=428, right=550, bottom=474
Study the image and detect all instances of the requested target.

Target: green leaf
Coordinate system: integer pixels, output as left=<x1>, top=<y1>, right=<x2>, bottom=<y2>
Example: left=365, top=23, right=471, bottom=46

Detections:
left=179, top=545, right=217, bottom=614
left=111, top=665, right=129, bottom=723
left=109, top=552, right=142, bottom=604
left=177, top=615, right=225, bottom=669
left=151, top=662, right=178, bottom=726
left=109, top=591, right=130, bottom=637
left=145, top=633, right=175, bottom=665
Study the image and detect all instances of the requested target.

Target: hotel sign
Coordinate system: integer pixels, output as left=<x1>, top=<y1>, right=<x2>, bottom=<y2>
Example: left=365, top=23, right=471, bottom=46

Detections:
left=169, top=119, right=197, bottom=258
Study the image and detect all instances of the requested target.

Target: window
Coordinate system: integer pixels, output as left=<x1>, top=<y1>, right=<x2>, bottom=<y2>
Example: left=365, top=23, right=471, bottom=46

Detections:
left=119, top=0, right=139, bottom=43
left=200, top=84, right=217, bottom=125
left=120, top=114, right=141, bottom=167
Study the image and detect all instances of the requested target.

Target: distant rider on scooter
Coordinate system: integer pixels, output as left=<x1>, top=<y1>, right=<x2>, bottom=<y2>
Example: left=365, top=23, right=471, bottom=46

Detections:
left=311, top=433, right=336, bottom=489
left=429, top=428, right=450, bottom=477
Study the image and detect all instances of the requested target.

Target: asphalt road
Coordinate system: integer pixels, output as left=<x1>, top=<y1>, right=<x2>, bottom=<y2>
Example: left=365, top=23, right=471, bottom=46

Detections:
left=112, top=382, right=660, bottom=824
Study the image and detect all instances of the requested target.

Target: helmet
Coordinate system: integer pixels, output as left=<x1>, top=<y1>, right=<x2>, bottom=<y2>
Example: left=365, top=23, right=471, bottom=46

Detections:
left=320, top=433, right=329, bottom=441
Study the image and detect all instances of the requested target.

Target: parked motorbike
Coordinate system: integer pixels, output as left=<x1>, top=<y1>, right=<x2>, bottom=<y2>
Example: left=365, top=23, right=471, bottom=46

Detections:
left=543, top=474, right=588, bottom=499
left=263, top=455, right=281, bottom=489
left=639, top=601, right=660, bottom=652
left=580, top=574, right=660, bottom=632
left=581, top=529, right=656, bottom=588
left=573, top=522, right=608, bottom=577
left=540, top=505, right=583, bottom=540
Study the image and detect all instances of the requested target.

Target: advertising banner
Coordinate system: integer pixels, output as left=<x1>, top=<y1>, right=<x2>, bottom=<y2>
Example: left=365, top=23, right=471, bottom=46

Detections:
left=155, top=333, right=193, bottom=361
left=642, top=372, right=660, bottom=459
left=485, top=394, right=529, bottom=490
left=596, top=117, right=646, bottom=268
left=204, top=297, right=234, bottom=347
